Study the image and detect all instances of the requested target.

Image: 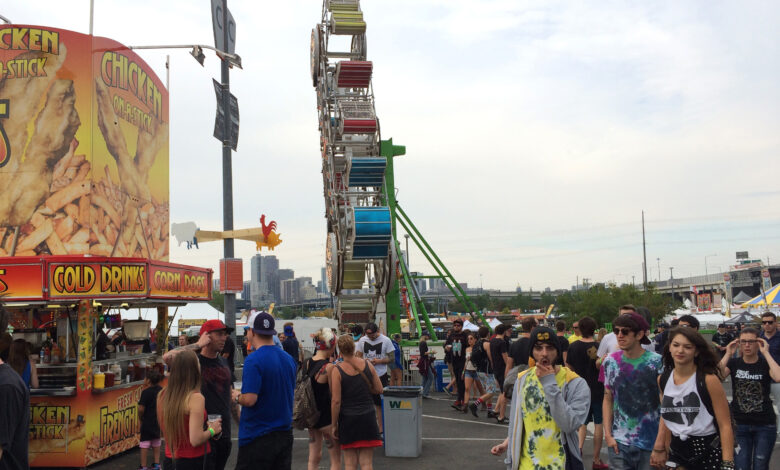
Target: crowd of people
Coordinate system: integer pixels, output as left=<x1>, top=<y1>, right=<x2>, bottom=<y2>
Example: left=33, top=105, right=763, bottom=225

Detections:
left=150, top=315, right=400, bottom=470
left=475, top=306, right=780, bottom=470
left=3, top=297, right=780, bottom=470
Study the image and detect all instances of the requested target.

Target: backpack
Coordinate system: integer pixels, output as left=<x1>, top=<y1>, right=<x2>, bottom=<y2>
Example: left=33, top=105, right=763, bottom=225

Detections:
left=292, top=359, right=327, bottom=430
left=470, top=340, right=488, bottom=371
left=658, top=368, right=717, bottom=430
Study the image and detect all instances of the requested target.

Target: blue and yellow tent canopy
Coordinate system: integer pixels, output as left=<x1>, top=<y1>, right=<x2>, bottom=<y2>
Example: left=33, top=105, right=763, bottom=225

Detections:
left=741, top=284, right=780, bottom=307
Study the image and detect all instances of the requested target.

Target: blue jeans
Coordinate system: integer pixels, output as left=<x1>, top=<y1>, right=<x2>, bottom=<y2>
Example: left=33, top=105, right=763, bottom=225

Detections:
left=735, top=423, right=776, bottom=470
left=421, top=368, right=434, bottom=397
left=607, top=441, right=651, bottom=470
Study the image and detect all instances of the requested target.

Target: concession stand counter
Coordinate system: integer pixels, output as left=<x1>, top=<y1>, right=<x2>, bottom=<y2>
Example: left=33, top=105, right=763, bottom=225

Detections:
left=1, top=255, right=212, bottom=467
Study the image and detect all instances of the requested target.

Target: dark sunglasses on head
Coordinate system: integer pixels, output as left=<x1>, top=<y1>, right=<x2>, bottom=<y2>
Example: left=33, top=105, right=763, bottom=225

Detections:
left=612, top=327, right=635, bottom=336
left=762, top=321, right=775, bottom=325
left=573, top=326, right=580, bottom=329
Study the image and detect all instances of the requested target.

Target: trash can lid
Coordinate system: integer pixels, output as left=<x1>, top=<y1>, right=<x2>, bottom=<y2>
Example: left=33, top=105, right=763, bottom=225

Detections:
left=383, top=385, right=423, bottom=397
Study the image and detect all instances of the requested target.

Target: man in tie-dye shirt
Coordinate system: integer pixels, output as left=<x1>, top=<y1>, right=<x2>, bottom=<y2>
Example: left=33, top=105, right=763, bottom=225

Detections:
left=602, top=312, right=662, bottom=470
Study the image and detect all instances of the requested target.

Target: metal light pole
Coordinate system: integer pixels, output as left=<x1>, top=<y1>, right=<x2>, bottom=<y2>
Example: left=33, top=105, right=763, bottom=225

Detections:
left=705, top=253, right=717, bottom=276
left=219, top=0, right=237, bottom=339
left=404, top=233, right=410, bottom=269
left=657, top=258, right=661, bottom=282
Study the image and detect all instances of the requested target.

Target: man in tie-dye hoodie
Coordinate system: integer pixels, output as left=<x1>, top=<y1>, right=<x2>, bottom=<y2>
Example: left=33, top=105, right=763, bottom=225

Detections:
left=602, top=312, right=662, bottom=470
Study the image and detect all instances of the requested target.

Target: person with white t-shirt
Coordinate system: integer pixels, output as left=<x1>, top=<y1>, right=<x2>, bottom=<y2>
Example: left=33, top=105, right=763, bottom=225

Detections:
left=355, top=322, right=394, bottom=434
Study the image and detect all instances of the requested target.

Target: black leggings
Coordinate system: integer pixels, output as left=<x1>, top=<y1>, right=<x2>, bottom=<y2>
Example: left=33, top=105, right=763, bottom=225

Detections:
left=452, top=361, right=466, bottom=402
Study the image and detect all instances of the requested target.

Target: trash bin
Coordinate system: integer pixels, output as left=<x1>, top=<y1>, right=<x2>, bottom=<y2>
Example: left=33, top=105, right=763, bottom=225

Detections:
left=382, top=385, right=423, bottom=457
left=434, top=360, right=449, bottom=392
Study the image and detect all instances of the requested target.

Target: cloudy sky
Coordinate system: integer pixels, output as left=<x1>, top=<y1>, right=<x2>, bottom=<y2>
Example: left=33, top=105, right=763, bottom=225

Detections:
left=6, top=1, right=780, bottom=291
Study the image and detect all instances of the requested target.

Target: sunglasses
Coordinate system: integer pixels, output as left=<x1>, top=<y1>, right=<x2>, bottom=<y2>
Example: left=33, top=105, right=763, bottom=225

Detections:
left=573, top=326, right=580, bottom=329
left=740, top=340, right=759, bottom=345
left=762, top=321, right=775, bottom=325
left=612, top=327, right=635, bottom=336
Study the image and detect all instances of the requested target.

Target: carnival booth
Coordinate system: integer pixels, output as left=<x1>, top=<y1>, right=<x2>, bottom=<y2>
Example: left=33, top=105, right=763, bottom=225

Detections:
left=0, top=24, right=213, bottom=467
left=2, top=256, right=211, bottom=467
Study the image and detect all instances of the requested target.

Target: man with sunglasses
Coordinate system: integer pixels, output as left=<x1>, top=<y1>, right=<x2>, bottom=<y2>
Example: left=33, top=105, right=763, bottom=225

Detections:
left=759, top=311, right=780, bottom=432
left=602, top=313, right=662, bottom=470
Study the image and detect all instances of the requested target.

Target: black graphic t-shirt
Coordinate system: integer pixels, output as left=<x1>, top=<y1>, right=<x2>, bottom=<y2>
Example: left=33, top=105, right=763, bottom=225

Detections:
left=198, top=353, right=233, bottom=438
left=727, top=356, right=776, bottom=425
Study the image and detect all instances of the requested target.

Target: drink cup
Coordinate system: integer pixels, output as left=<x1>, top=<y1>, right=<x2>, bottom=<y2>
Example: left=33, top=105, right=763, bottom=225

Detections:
left=207, top=414, right=222, bottom=439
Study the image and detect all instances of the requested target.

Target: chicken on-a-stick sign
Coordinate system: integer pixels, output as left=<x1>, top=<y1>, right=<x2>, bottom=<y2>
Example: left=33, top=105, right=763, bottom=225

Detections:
left=171, top=214, right=282, bottom=252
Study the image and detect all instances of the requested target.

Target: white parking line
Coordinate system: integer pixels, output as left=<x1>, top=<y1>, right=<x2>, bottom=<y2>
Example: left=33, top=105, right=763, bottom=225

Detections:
left=422, top=414, right=508, bottom=428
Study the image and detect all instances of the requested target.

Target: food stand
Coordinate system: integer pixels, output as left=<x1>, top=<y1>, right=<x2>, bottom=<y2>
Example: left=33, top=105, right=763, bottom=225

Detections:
left=2, top=255, right=212, bottom=467
left=0, top=24, right=212, bottom=467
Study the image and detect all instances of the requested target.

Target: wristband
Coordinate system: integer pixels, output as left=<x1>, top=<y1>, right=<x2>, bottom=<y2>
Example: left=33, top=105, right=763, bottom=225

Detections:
left=652, top=448, right=666, bottom=453
left=208, top=427, right=215, bottom=437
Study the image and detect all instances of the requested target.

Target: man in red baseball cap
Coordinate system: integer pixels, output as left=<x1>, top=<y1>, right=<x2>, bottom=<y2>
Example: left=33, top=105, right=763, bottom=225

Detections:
left=164, top=318, right=237, bottom=470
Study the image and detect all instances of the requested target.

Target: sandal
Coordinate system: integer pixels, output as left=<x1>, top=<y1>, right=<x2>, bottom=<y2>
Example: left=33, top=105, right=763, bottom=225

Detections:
left=592, top=460, right=608, bottom=469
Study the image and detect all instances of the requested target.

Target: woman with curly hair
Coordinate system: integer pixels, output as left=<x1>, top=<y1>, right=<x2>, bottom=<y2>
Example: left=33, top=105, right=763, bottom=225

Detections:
left=650, top=327, right=734, bottom=470
left=306, top=328, right=340, bottom=470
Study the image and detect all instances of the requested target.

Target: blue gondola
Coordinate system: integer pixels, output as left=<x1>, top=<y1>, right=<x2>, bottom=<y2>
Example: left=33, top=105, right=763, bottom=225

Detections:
left=352, top=207, right=391, bottom=259
left=348, top=157, right=386, bottom=187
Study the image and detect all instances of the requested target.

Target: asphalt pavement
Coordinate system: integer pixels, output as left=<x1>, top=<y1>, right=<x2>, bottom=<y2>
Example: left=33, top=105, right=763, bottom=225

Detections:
left=85, top=387, right=780, bottom=470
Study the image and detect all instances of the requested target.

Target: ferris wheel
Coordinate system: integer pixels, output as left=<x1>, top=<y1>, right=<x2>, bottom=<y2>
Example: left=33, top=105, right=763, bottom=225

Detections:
left=311, top=0, right=394, bottom=324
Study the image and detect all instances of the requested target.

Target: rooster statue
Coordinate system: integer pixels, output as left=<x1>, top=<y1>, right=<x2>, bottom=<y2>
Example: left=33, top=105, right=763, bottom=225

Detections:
left=256, top=214, right=282, bottom=251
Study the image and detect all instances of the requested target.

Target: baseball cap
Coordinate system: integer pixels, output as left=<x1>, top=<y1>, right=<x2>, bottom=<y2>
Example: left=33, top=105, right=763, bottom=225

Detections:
left=199, top=319, right=234, bottom=336
left=623, top=312, right=651, bottom=345
left=252, top=311, right=277, bottom=336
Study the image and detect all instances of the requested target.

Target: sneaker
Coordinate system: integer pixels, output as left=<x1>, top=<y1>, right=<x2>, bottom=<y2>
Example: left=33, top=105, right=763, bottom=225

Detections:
left=422, top=395, right=431, bottom=399
left=495, top=417, right=509, bottom=425
left=487, top=410, right=497, bottom=419
left=469, top=402, right=479, bottom=417
left=151, top=464, right=160, bottom=470
left=444, top=387, right=453, bottom=397
left=450, top=402, right=462, bottom=411
left=592, top=461, right=608, bottom=470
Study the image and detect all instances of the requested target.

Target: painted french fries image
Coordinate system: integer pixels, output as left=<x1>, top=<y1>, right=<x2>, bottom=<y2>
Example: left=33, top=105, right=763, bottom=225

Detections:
left=0, top=39, right=169, bottom=261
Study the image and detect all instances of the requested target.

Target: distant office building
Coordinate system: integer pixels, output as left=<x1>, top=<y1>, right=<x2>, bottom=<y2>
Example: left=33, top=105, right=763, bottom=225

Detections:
left=241, top=281, right=251, bottom=301
left=300, top=284, right=318, bottom=301
left=280, top=278, right=296, bottom=304
left=277, top=269, right=294, bottom=302
left=320, top=267, right=329, bottom=294
left=410, top=271, right=427, bottom=293
left=250, top=254, right=280, bottom=307
left=429, top=278, right=445, bottom=292
left=212, top=278, right=220, bottom=292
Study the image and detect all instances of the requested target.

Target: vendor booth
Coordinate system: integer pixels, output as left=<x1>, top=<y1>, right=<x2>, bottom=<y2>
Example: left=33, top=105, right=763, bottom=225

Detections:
left=2, top=255, right=211, bottom=467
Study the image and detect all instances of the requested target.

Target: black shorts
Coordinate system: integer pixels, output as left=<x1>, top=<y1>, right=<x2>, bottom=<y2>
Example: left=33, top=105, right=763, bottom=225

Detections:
left=371, top=374, right=389, bottom=406
left=494, top=373, right=505, bottom=390
left=236, top=430, right=293, bottom=470
left=162, top=453, right=214, bottom=470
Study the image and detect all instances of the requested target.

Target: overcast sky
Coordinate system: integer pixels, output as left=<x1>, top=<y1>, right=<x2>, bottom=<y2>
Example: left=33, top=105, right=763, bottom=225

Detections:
left=6, top=1, right=780, bottom=291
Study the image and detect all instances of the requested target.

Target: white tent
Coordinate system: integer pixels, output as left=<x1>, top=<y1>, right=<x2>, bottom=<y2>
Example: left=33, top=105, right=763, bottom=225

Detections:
left=461, top=318, right=502, bottom=332
left=119, top=302, right=224, bottom=335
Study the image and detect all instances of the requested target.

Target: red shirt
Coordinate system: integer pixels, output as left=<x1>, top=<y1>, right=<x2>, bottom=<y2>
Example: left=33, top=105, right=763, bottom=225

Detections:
left=157, top=396, right=209, bottom=458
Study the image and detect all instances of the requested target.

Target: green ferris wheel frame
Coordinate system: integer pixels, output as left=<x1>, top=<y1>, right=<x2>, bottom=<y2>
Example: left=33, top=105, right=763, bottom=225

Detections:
left=380, top=139, right=490, bottom=342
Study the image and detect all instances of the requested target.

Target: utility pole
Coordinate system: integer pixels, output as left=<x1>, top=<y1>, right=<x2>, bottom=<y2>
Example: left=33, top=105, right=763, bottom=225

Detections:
left=669, top=267, right=674, bottom=279
left=632, top=275, right=635, bottom=286
left=220, top=0, right=236, bottom=339
left=642, top=211, right=648, bottom=287
left=657, top=258, right=661, bottom=282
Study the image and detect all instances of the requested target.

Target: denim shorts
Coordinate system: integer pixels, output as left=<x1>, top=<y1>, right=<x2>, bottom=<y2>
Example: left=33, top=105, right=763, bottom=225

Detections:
left=464, top=369, right=478, bottom=380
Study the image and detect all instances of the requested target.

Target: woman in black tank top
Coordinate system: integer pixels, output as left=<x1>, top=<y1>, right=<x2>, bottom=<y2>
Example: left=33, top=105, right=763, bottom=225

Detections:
left=330, top=335, right=384, bottom=469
